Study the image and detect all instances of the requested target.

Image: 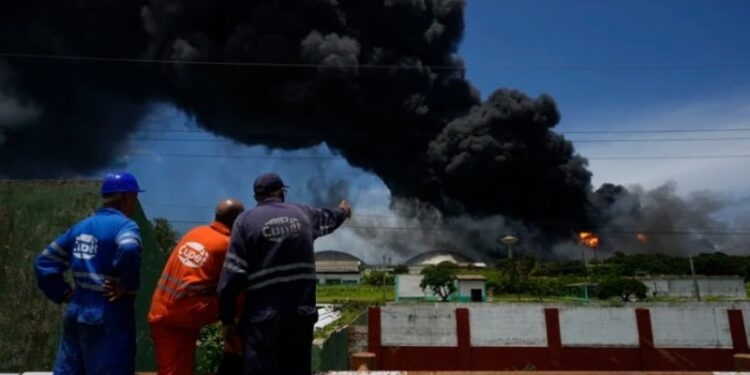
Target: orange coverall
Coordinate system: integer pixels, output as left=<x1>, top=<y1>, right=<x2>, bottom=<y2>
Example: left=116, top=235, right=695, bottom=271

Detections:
left=148, top=221, right=231, bottom=375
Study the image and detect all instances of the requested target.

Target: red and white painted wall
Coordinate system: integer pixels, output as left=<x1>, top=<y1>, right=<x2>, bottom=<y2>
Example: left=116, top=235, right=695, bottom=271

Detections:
left=367, top=303, right=750, bottom=371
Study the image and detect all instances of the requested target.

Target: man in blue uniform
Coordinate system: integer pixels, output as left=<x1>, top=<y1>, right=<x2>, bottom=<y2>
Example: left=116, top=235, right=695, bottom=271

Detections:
left=34, top=172, right=145, bottom=375
left=218, top=172, right=351, bottom=375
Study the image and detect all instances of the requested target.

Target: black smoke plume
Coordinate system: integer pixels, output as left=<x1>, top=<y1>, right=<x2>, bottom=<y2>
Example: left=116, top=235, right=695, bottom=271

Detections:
left=0, top=0, right=604, bottom=242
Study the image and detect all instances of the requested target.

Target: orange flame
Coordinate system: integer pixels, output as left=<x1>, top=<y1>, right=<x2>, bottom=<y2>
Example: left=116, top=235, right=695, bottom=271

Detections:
left=579, top=231, right=600, bottom=248
left=636, top=233, right=648, bottom=243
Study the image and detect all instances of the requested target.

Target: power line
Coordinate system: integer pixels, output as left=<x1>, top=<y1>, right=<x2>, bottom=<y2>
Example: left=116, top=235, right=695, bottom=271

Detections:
left=588, top=154, right=750, bottom=160
left=562, top=128, right=750, bottom=134
left=0, top=52, right=472, bottom=71
left=573, top=137, right=750, bottom=143
left=147, top=204, right=402, bottom=219
left=162, top=219, right=750, bottom=236
left=126, top=136, right=750, bottom=144
left=3, top=52, right=750, bottom=71
left=146, top=205, right=750, bottom=230
left=125, top=152, right=750, bottom=161
left=134, top=127, right=750, bottom=136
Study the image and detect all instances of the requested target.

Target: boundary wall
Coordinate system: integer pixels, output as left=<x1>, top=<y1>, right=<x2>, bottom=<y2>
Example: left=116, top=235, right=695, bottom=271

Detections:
left=368, top=303, right=750, bottom=371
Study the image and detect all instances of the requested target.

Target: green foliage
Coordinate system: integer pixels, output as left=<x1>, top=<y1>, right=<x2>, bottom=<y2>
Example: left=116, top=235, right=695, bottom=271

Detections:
left=437, top=260, right=459, bottom=269
left=0, top=181, right=100, bottom=372
left=596, top=278, right=648, bottom=301
left=314, top=300, right=369, bottom=339
left=0, top=181, right=164, bottom=372
left=603, top=252, right=689, bottom=276
left=361, top=269, right=395, bottom=286
left=195, top=323, right=223, bottom=374
left=693, top=252, right=746, bottom=276
left=153, top=217, right=179, bottom=256
left=317, top=284, right=394, bottom=304
left=420, top=264, right=457, bottom=302
left=534, top=260, right=587, bottom=276
left=491, top=255, right=539, bottom=295
left=393, top=264, right=409, bottom=274
left=599, top=252, right=750, bottom=279
left=193, top=300, right=372, bottom=372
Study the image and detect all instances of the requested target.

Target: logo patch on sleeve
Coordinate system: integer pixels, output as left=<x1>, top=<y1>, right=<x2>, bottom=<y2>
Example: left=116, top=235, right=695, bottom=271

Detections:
left=73, top=234, right=98, bottom=260
left=178, top=241, right=209, bottom=268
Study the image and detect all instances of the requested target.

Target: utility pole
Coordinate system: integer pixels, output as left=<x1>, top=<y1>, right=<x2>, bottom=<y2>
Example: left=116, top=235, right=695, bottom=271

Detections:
left=580, top=248, right=587, bottom=277
left=688, top=251, right=701, bottom=301
left=382, top=254, right=387, bottom=303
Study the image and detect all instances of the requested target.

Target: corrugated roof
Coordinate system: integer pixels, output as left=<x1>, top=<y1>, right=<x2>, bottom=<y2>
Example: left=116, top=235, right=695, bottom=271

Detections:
left=316, top=260, right=362, bottom=273
left=456, top=274, right=486, bottom=281
left=315, top=250, right=366, bottom=264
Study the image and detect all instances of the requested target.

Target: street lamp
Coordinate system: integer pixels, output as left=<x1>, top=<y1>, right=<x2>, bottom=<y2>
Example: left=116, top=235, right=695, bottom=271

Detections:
left=501, top=235, right=519, bottom=259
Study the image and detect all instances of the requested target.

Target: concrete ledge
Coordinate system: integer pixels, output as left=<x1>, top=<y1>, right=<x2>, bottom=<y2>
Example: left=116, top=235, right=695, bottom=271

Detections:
left=323, top=372, right=742, bottom=375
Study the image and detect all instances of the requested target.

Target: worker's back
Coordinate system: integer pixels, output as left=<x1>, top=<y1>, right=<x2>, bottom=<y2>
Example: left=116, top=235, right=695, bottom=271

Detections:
left=148, top=221, right=231, bottom=327
left=232, top=199, right=317, bottom=315
left=36, top=207, right=141, bottom=318
left=34, top=206, right=142, bottom=375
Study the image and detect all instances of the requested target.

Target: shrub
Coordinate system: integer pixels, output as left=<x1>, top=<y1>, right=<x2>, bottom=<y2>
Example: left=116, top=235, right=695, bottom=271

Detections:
left=361, top=269, right=395, bottom=286
left=596, top=278, right=647, bottom=302
left=393, top=264, right=410, bottom=274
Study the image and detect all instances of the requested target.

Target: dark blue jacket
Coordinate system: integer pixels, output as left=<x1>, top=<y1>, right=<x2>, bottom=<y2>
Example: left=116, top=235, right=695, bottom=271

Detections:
left=218, top=198, right=347, bottom=324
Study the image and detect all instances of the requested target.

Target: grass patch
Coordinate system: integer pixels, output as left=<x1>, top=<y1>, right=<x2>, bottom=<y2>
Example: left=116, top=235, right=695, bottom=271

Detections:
left=0, top=180, right=164, bottom=372
left=317, top=284, right=394, bottom=304
left=314, top=301, right=368, bottom=339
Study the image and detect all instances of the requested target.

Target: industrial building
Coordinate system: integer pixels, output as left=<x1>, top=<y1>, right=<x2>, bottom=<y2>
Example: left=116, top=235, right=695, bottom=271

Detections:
left=315, top=250, right=365, bottom=285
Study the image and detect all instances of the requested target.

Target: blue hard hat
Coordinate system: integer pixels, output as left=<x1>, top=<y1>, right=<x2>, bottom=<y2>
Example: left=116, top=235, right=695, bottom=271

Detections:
left=101, top=172, right=145, bottom=195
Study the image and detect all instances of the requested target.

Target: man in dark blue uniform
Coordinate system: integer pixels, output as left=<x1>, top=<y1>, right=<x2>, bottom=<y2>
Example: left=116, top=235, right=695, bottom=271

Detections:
left=218, top=172, right=351, bottom=374
left=34, top=172, right=144, bottom=375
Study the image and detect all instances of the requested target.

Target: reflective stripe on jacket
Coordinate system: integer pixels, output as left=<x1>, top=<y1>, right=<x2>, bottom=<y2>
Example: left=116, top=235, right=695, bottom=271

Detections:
left=217, top=199, right=347, bottom=324
left=148, top=221, right=231, bottom=327
left=34, top=207, right=142, bottom=314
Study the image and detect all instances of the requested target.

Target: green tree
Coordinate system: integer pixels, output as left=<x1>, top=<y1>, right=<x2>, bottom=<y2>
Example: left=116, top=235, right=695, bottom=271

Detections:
left=420, top=264, right=457, bottom=302
left=492, top=255, right=537, bottom=296
left=694, top=252, right=745, bottom=276
left=153, top=217, right=179, bottom=256
left=596, top=278, right=647, bottom=302
left=393, top=264, right=410, bottom=274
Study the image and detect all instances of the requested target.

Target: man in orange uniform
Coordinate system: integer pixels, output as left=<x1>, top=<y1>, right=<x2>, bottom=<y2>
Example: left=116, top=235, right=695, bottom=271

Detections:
left=148, top=199, right=245, bottom=375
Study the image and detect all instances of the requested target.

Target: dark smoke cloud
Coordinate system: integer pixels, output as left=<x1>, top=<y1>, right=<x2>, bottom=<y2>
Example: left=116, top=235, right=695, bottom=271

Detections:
left=581, top=182, right=746, bottom=257
left=1, top=0, right=607, bottom=243
left=427, top=89, right=593, bottom=234
left=0, top=1, right=156, bottom=176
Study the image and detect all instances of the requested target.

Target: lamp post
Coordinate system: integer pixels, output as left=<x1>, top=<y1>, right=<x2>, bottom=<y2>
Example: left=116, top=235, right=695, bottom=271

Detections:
left=501, top=235, right=519, bottom=259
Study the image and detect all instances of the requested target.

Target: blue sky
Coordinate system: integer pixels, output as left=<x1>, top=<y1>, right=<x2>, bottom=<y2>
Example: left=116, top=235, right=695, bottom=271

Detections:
left=124, top=1, right=750, bottom=260
left=459, top=0, right=750, bottom=193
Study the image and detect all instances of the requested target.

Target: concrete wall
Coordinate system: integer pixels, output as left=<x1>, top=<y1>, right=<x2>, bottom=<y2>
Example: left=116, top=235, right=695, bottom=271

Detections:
left=369, top=302, right=750, bottom=371
left=650, top=306, right=732, bottom=348
left=559, top=307, right=638, bottom=347
left=469, top=305, right=547, bottom=347
left=380, top=305, right=456, bottom=346
left=642, top=277, right=746, bottom=298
